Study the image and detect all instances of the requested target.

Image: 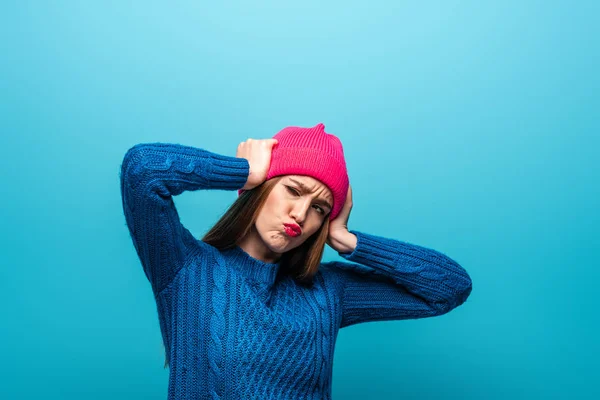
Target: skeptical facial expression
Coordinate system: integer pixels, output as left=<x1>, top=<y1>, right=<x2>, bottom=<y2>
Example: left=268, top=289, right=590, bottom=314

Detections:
left=254, top=175, right=333, bottom=253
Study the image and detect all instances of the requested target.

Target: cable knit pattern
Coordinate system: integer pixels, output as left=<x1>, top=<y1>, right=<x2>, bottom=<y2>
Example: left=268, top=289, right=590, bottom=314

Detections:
left=119, top=142, right=473, bottom=399
left=208, top=260, right=227, bottom=399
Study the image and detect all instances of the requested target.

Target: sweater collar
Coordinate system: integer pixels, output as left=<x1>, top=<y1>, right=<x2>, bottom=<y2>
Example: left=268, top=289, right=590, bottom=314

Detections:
left=219, top=245, right=282, bottom=290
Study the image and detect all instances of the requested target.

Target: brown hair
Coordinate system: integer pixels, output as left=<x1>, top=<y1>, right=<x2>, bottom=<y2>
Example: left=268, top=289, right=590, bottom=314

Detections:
left=163, top=175, right=330, bottom=368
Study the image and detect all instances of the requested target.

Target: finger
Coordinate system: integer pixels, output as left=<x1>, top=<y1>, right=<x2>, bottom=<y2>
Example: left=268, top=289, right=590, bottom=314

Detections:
left=345, top=191, right=353, bottom=211
left=262, top=139, right=277, bottom=146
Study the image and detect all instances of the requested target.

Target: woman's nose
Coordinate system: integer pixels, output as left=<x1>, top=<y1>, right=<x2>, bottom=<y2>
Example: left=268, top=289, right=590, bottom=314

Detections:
left=290, top=201, right=310, bottom=225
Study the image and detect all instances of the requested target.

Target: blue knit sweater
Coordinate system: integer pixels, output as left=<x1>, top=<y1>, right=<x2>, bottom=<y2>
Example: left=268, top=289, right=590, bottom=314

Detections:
left=119, top=142, right=472, bottom=400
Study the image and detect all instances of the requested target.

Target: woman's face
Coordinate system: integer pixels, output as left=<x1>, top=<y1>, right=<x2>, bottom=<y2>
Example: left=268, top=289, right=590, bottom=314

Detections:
left=254, top=175, right=333, bottom=255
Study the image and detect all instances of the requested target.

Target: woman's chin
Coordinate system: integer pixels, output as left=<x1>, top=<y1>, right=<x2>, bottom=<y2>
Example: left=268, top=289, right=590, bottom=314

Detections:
left=266, top=232, right=296, bottom=253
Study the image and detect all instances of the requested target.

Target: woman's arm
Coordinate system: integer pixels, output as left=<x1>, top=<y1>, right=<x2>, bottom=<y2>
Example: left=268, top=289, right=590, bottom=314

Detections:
left=119, top=142, right=250, bottom=294
left=324, top=229, right=473, bottom=328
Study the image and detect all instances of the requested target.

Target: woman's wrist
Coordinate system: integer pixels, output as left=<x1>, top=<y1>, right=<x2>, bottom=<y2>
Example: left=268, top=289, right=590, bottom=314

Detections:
left=328, top=231, right=357, bottom=254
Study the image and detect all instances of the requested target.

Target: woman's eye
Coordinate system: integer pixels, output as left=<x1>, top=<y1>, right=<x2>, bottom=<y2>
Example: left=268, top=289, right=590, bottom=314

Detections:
left=286, top=186, right=300, bottom=196
left=286, top=186, right=325, bottom=215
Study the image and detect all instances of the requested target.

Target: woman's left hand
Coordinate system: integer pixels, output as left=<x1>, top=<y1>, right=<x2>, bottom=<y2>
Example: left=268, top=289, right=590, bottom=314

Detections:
left=326, top=185, right=357, bottom=254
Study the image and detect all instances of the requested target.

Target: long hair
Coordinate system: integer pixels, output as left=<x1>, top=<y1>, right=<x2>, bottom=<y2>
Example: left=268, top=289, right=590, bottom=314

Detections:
left=163, top=175, right=330, bottom=369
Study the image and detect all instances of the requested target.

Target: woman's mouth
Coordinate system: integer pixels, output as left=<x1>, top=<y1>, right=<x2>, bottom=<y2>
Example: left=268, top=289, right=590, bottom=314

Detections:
left=283, top=223, right=301, bottom=237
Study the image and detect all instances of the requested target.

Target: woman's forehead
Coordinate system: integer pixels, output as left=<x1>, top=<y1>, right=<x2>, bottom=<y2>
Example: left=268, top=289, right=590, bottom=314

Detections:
left=285, top=175, right=325, bottom=187
left=284, top=175, right=333, bottom=199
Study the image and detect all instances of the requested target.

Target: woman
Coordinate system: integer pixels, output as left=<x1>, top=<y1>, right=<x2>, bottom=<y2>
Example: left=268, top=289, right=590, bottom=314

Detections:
left=120, top=123, right=472, bottom=399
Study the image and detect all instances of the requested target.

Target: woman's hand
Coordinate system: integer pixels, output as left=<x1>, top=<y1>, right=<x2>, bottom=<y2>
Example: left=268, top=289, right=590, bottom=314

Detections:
left=237, top=138, right=278, bottom=190
left=326, top=185, right=357, bottom=254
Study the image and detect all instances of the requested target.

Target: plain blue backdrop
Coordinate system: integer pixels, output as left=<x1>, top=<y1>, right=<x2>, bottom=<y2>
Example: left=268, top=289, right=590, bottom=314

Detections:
left=1, top=1, right=598, bottom=399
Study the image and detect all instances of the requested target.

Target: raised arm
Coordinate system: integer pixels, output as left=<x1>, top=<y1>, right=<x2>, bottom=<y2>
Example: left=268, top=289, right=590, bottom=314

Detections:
left=323, top=230, right=473, bottom=328
left=119, top=142, right=250, bottom=294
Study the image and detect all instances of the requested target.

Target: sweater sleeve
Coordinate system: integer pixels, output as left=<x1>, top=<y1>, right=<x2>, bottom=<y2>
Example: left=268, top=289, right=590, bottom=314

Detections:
left=119, top=142, right=250, bottom=294
left=325, top=230, right=473, bottom=328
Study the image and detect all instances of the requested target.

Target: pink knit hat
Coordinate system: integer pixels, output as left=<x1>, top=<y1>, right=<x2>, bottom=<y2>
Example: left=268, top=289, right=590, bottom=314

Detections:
left=238, top=122, right=349, bottom=221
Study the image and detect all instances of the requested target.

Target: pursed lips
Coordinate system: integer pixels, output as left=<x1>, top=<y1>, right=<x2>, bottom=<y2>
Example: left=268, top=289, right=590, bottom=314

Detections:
left=283, top=223, right=302, bottom=236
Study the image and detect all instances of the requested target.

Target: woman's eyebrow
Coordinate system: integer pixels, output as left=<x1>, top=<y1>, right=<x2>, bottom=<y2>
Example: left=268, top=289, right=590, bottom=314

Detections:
left=288, top=178, right=332, bottom=209
left=315, top=198, right=332, bottom=210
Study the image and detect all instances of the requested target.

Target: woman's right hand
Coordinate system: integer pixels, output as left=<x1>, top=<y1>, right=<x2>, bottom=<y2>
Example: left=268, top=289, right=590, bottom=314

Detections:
left=237, top=138, right=279, bottom=190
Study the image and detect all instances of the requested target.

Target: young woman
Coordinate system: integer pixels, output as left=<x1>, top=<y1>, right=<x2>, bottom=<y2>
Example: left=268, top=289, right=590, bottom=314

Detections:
left=120, top=122, right=472, bottom=399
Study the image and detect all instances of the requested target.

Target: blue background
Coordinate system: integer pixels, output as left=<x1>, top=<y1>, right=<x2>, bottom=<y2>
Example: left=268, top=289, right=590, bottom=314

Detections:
left=1, top=1, right=598, bottom=399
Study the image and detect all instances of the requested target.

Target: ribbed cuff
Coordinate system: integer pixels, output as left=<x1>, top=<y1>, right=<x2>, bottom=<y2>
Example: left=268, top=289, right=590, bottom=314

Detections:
left=207, top=153, right=250, bottom=190
left=338, top=230, right=400, bottom=273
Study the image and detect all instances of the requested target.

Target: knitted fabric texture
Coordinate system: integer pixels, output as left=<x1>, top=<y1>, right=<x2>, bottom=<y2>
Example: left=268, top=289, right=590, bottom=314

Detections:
left=238, top=122, right=349, bottom=221
left=120, top=143, right=473, bottom=400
